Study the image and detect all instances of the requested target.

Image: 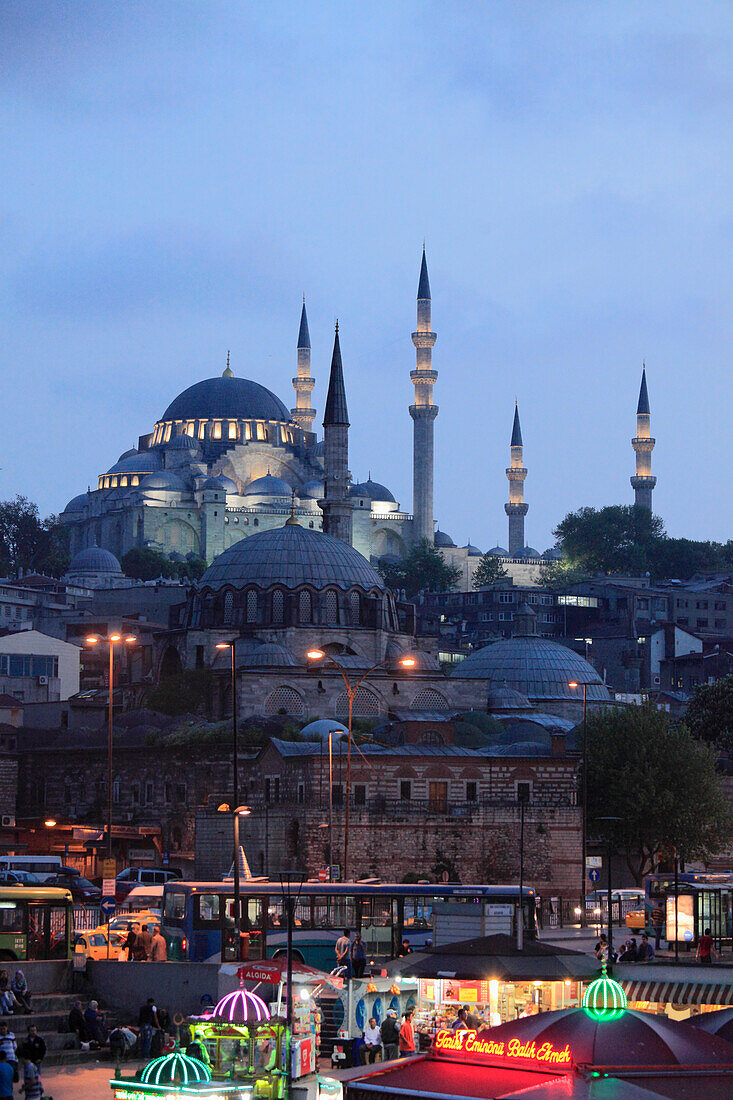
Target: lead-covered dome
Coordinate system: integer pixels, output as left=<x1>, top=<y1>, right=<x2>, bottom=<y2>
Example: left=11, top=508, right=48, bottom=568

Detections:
left=199, top=523, right=385, bottom=592
left=161, top=376, right=291, bottom=423
left=452, top=635, right=610, bottom=702
left=67, top=546, right=123, bottom=575
left=243, top=474, right=292, bottom=497
left=349, top=479, right=395, bottom=503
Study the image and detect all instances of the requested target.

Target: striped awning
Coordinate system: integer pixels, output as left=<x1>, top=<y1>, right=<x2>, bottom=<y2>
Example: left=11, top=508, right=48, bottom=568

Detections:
left=623, top=978, right=733, bottom=1005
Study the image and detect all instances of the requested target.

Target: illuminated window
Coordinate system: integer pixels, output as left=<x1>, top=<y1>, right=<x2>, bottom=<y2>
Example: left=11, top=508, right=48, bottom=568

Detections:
left=228, top=421, right=238, bottom=440
left=186, top=421, right=194, bottom=436
left=244, top=423, right=252, bottom=441
left=299, top=590, right=312, bottom=623
left=213, top=421, right=222, bottom=440
left=164, top=424, right=172, bottom=442
left=120, top=476, right=128, bottom=487
left=131, top=476, right=139, bottom=487
left=256, top=422, right=265, bottom=441
left=325, top=590, right=338, bottom=624
left=272, top=590, right=284, bottom=623
left=198, top=421, right=206, bottom=439
left=104, top=477, right=110, bottom=488
left=281, top=426, right=287, bottom=442
left=97, top=477, right=103, bottom=489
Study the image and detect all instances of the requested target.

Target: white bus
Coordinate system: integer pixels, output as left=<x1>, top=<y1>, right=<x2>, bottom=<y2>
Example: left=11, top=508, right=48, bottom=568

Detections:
left=0, top=856, right=63, bottom=882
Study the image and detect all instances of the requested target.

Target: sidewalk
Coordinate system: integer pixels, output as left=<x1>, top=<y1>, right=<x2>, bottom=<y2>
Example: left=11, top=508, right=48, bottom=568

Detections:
left=542, top=924, right=733, bottom=966
left=42, top=1059, right=146, bottom=1100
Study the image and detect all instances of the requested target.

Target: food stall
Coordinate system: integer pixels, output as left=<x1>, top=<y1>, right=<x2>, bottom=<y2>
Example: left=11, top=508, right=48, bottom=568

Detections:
left=191, top=989, right=289, bottom=1098
left=110, top=1050, right=252, bottom=1099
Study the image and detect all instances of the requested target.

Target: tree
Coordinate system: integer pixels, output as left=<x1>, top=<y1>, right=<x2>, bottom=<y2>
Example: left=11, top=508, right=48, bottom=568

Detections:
left=685, top=676, right=733, bottom=752
left=472, top=554, right=508, bottom=588
left=378, top=539, right=461, bottom=599
left=554, top=505, right=665, bottom=575
left=146, top=669, right=215, bottom=716
left=121, top=547, right=206, bottom=583
left=0, top=496, right=70, bottom=578
left=585, top=704, right=732, bottom=884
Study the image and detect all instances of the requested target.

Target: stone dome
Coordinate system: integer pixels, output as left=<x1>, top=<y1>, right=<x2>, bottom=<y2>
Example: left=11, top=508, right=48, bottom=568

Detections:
left=243, top=474, right=292, bottom=497
left=301, top=478, right=324, bottom=499
left=300, top=719, right=349, bottom=741
left=349, top=479, right=395, bottom=503
left=464, top=542, right=483, bottom=557
left=161, top=376, right=291, bottom=423
left=140, top=471, right=187, bottom=492
left=116, top=448, right=138, bottom=462
left=487, top=685, right=533, bottom=710
left=204, top=474, right=238, bottom=494
left=519, top=545, right=541, bottom=558
left=434, top=530, right=456, bottom=548
left=452, top=635, right=611, bottom=703
left=543, top=546, right=563, bottom=561
left=107, top=450, right=163, bottom=475
left=64, top=493, right=90, bottom=514
left=67, top=546, right=123, bottom=575
left=199, top=522, right=385, bottom=592
left=239, top=643, right=298, bottom=668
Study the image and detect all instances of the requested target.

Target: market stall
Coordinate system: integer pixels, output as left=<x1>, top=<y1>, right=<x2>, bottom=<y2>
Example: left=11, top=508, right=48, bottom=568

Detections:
left=110, top=1050, right=251, bottom=1099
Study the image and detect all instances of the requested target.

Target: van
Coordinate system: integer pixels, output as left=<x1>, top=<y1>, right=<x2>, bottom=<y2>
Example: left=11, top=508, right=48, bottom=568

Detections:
left=0, top=856, right=62, bottom=882
left=115, top=867, right=182, bottom=904
left=120, top=885, right=165, bottom=913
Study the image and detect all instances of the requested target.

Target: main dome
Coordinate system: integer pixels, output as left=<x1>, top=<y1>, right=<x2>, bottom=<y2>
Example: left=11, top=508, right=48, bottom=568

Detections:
left=199, top=523, right=385, bottom=592
left=161, top=376, right=291, bottom=423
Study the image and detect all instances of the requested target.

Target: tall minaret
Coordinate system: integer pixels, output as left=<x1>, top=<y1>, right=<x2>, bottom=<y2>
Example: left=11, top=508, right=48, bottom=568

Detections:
left=630, top=364, right=656, bottom=510
left=410, top=246, right=438, bottom=543
left=291, top=298, right=316, bottom=433
left=320, top=323, right=352, bottom=543
left=505, top=402, right=528, bottom=556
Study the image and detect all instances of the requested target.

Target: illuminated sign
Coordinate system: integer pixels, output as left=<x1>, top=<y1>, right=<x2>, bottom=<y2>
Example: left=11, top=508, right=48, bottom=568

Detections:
left=433, top=1029, right=572, bottom=1071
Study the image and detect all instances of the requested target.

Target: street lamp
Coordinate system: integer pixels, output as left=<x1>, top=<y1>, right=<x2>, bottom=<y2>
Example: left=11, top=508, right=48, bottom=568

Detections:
left=217, top=802, right=251, bottom=958
left=317, top=727, right=339, bottom=881
left=569, top=680, right=588, bottom=926
left=307, top=649, right=415, bottom=880
left=85, top=633, right=137, bottom=859
left=216, top=640, right=241, bottom=945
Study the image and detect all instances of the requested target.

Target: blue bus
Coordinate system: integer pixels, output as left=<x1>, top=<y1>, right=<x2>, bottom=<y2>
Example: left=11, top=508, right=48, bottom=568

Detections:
left=161, top=881, right=538, bottom=966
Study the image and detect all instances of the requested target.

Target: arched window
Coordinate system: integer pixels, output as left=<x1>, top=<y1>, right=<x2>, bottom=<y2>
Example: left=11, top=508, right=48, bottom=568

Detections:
left=228, top=421, right=238, bottom=440
left=131, top=475, right=139, bottom=487
left=213, top=421, right=222, bottom=439
left=335, top=687, right=383, bottom=719
left=164, top=424, right=172, bottom=442
left=223, top=590, right=234, bottom=624
left=112, top=776, right=121, bottom=803
left=244, top=423, right=252, bottom=440
left=272, top=590, right=284, bottom=623
left=120, top=476, right=128, bottom=487
left=186, top=421, right=194, bottom=436
left=264, top=686, right=305, bottom=716
left=198, top=421, right=206, bottom=439
left=411, top=688, right=449, bottom=710
left=325, top=590, right=338, bottom=625
left=246, top=589, right=258, bottom=623
left=350, top=591, right=360, bottom=625
left=257, top=423, right=265, bottom=441
left=299, top=590, right=312, bottom=623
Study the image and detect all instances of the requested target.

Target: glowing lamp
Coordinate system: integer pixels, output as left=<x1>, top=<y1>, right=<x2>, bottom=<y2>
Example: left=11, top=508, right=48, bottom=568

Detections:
left=217, top=803, right=231, bottom=813
left=568, top=681, right=579, bottom=689
left=109, top=634, right=121, bottom=642
left=582, top=961, right=627, bottom=1021
left=140, top=1051, right=211, bottom=1085
left=211, top=988, right=270, bottom=1024
left=216, top=642, right=231, bottom=650
left=44, top=819, right=57, bottom=828
left=124, top=636, right=137, bottom=644
left=400, top=657, right=416, bottom=667
left=85, top=636, right=99, bottom=645
left=307, top=649, right=325, bottom=661
left=299, top=988, right=310, bottom=1001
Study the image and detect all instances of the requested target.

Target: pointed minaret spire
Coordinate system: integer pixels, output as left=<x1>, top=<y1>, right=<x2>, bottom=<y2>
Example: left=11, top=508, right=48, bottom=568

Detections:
left=292, top=297, right=316, bottom=434
left=631, top=364, right=656, bottom=509
left=410, top=245, right=438, bottom=543
left=505, top=401, right=528, bottom=556
left=319, top=323, right=352, bottom=543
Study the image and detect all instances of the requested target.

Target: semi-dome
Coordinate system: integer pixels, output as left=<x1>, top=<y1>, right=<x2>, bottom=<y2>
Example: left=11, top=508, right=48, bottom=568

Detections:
left=63, top=493, right=90, bottom=514
left=239, top=643, right=298, bottom=668
left=434, top=530, right=456, bottom=548
left=199, top=523, right=385, bottom=592
left=349, top=479, right=395, bottom=503
left=140, top=471, right=187, bottom=492
left=243, top=474, right=292, bottom=497
left=67, top=546, right=123, bottom=575
left=487, top=685, right=533, bottom=710
left=107, top=451, right=163, bottom=475
left=161, top=376, right=291, bottom=423
left=165, top=433, right=200, bottom=452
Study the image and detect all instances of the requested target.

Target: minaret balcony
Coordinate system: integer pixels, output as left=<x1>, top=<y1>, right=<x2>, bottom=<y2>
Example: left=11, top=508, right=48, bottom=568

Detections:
left=631, top=436, right=655, bottom=451
left=505, top=502, right=529, bottom=516
left=292, top=376, right=315, bottom=392
left=630, top=475, right=657, bottom=489
left=506, top=467, right=527, bottom=482
left=411, top=332, right=437, bottom=349
left=409, top=403, right=439, bottom=421
left=410, top=369, right=438, bottom=385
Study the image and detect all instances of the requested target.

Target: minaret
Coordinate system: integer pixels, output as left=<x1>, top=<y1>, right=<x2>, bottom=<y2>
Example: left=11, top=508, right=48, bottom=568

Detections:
left=291, top=298, right=316, bottom=433
left=505, top=401, right=528, bottom=556
left=630, top=364, right=656, bottom=510
left=410, top=246, right=438, bottom=543
left=319, top=323, right=352, bottom=543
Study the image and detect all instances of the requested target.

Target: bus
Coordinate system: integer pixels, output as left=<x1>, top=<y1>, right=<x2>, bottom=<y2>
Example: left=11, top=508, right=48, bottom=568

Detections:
left=0, top=886, right=74, bottom=961
left=0, top=856, right=63, bottom=882
left=162, top=881, right=538, bottom=966
left=644, top=872, right=733, bottom=948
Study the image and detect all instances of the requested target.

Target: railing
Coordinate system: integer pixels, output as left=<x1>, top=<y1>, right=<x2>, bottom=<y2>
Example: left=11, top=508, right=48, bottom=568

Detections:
left=73, top=906, right=103, bottom=931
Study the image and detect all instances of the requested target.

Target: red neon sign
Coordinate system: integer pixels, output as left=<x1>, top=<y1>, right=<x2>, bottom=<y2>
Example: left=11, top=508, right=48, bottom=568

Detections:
left=433, top=1029, right=572, bottom=1071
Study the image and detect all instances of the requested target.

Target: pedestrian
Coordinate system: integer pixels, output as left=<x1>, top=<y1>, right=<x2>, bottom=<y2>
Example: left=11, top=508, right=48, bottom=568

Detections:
left=637, top=933, right=655, bottom=962
left=11, top=973, right=30, bottom=1015
left=619, top=938, right=638, bottom=963
left=138, top=997, right=160, bottom=1057
left=122, top=923, right=138, bottom=962
left=0, top=1023, right=18, bottom=1083
left=84, top=1000, right=108, bottom=1046
left=359, top=1017, right=382, bottom=1064
left=351, top=932, right=366, bottom=978
left=20, top=1061, right=43, bottom=1100
left=651, top=905, right=664, bottom=951
left=68, top=1000, right=89, bottom=1046
left=18, top=1025, right=45, bottom=1070
left=379, top=1010, right=399, bottom=1062
left=139, top=924, right=154, bottom=961
left=451, top=1008, right=468, bottom=1032
left=398, top=1009, right=416, bottom=1058
left=335, top=929, right=351, bottom=975
left=464, top=1005, right=481, bottom=1030
left=0, top=1051, right=12, bottom=1100
left=150, top=927, right=167, bottom=962
left=696, top=927, right=717, bottom=965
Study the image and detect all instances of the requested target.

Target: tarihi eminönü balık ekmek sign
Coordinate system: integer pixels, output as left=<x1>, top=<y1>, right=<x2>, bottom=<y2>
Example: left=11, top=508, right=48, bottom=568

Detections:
left=433, top=1029, right=573, bottom=1070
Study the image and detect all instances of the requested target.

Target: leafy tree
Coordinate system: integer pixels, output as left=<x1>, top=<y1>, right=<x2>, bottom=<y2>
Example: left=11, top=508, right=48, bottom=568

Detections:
left=0, top=496, right=70, bottom=577
left=685, top=676, right=733, bottom=752
left=146, top=669, right=215, bottom=716
left=585, top=704, right=732, bottom=884
left=121, top=547, right=205, bottom=583
left=554, top=505, right=664, bottom=575
left=378, top=539, right=460, bottom=599
left=536, top=558, right=591, bottom=591
left=472, top=554, right=508, bottom=588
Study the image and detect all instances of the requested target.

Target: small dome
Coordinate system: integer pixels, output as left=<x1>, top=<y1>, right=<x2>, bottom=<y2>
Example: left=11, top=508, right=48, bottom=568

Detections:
left=165, top=434, right=200, bottom=452
left=488, top=546, right=509, bottom=557
left=300, top=719, right=349, bottom=741
left=239, top=643, right=298, bottom=668
left=107, top=451, right=163, bottom=475
left=543, top=547, right=563, bottom=561
left=519, top=546, right=541, bottom=559
left=63, top=493, right=90, bottom=514
left=310, top=440, right=325, bottom=458
left=205, top=474, right=238, bottom=494
left=434, top=530, right=456, bottom=548
left=141, top=1052, right=211, bottom=1085
left=141, top=471, right=187, bottom=492
left=349, top=479, right=395, bottom=503
left=116, top=448, right=138, bottom=462
left=452, top=635, right=611, bottom=703
left=463, top=542, right=483, bottom=557
left=211, top=989, right=270, bottom=1024
left=243, top=474, right=292, bottom=497
left=161, top=376, right=291, bottom=423
left=302, top=478, right=325, bottom=499
left=67, top=547, right=123, bottom=575
left=487, top=686, right=533, bottom=711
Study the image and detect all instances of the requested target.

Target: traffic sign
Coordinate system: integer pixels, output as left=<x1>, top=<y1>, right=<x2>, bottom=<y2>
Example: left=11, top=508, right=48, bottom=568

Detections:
left=586, top=856, right=602, bottom=869
left=100, top=898, right=116, bottom=917
left=102, top=878, right=116, bottom=897
left=588, top=868, right=601, bottom=884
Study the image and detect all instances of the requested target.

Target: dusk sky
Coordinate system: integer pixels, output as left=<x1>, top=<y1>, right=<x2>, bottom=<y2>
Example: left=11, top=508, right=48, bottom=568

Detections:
left=3, top=2, right=731, bottom=552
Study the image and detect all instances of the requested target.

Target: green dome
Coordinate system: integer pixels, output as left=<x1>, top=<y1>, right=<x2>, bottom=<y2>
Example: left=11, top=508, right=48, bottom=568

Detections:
left=140, top=1051, right=211, bottom=1085
left=582, top=962, right=627, bottom=1021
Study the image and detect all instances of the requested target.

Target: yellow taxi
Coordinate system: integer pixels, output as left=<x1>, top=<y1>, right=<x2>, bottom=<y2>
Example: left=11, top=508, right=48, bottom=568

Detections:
left=109, top=910, right=161, bottom=934
left=625, top=907, right=649, bottom=931
left=74, top=926, right=126, bottom=960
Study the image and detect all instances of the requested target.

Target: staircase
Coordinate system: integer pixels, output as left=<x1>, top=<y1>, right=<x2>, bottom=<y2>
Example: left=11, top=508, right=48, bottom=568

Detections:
left=11, top=994, right=120, bottom=1068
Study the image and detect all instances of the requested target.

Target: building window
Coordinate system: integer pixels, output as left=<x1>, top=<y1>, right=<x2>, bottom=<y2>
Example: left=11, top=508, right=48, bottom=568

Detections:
left=350, top=591, right=360, bottom=625
left=264, top=686, right=304, bottom=716
left=516, top=781, right=531, bottom=804
left=145, top=780, right=154, bottom=804
left=325, top=590, right=338, bottom=625
left=335, top=686, right=382, bottom=719
left=223, top=590, right=234, bottom=624
left=175, top=783, right=186, bottom=802
left=332, top=784, right=344, bottom=806
left=299, top=590, right=312, bottom=623
left=131, top=783, right=140, bottom=805
left=213, top=421, right=222, bottom=439
left=164, top=782, right=172, bottom=803
left=354, top=784, right=366, bottom=806
left=246, top=589, right=257, bottom=623
left=228, top=421, right=238, bottom=440
left=272, top=590, right=284, bottom=623
left=112, top=777, right=121, bottom=804
left=466, top=781, right=477, bottom=802
left=257, top=423, right=265, bottom=441
left=297, top=783, right=305, bottom=804
left=411, top=688, right=449, bottom=710
left=399, top=780, right=411, bottom=801
left=198, top=421, right=206, bottom=439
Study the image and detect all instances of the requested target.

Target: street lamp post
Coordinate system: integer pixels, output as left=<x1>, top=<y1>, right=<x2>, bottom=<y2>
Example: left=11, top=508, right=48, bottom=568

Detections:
left=569, top=680, right=588, bottom=926
left=307, top=650, right=415, bottom=880
left=517, top=787, right=528, bottom=951
left=85, top=633, right=137, bottom=860
left=216, top=640, right=242, bottom=948
left=217, top=802, right=251, bottom=959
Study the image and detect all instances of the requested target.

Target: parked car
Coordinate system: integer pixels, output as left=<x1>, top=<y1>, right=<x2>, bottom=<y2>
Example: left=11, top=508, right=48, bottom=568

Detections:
left=109, top=910, right=161, bottom=934
left=115, top=867, right=182, bottom=904
left=625, top=907, right=649, bottom=931
left=0, top=870, right=43, bottom=885
left=46, top=873, right=102, bottom=904
left=74, top=926, right=125, bottom=960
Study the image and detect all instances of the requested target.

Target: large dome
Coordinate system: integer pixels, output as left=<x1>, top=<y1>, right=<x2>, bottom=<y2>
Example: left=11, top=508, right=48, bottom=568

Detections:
left=161, top=376, right=291, bottom=423
left=199, top=522, right=385, bottom=592
left=452, top=635, right=611, bottom=702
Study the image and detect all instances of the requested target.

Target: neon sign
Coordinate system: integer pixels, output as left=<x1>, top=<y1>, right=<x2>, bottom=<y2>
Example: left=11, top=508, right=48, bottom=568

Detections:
left=434, top=1029, right=572, bottom=1070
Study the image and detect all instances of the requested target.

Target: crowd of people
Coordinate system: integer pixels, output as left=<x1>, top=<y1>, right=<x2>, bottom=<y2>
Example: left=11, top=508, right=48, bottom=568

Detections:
left=594, top=933, right=656, bottom=963
left=119, top=923, right=167, bottom=962
left=67, top=996, right=172, bottom=1060
left=0, top=1018, right=45, bottom=1100
left=358, top=1008, right=417, bottom=1065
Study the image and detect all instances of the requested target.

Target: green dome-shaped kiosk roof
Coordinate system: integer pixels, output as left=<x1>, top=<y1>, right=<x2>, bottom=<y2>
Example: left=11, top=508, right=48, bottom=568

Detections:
left=140, top=1051, right=211, bottom=1085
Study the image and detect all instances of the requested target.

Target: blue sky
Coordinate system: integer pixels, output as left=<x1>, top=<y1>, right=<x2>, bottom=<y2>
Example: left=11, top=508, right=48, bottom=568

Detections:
left=2, top=1, right=731, bottom=551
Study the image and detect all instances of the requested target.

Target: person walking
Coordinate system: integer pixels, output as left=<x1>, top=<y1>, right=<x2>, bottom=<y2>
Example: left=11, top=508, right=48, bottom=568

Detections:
left=359, top=1017, right=382, bottom=1064
left=121, top=924, right=138, bottom=962
left=18, top=1025, right=45, bottom=1071
left=379, top=1010, right=399, bottom=1062
left=351, top=933, right=366, bottom=978
left=150, top=928, right=167, bottom=962
left=0, top=1023, right=18, bottom=1083
left=0, top=1051, right=13, bottom=1100
left=139, top=925, right=154, bottom=961
left=398, top=1009, right=416, bottom=1058
left=697, top=927, right=717, bottom=965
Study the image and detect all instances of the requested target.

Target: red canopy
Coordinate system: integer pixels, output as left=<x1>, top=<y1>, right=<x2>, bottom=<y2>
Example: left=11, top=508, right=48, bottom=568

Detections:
left=237, top=959, right=343, bottom=988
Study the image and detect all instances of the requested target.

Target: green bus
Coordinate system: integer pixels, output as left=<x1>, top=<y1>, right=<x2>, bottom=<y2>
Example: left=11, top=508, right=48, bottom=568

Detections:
left=0, top=886, right=74, bottom=961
